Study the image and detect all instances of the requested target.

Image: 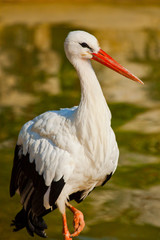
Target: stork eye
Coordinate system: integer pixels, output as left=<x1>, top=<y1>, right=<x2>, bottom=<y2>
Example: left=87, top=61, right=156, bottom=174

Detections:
left=79, top=42, right=90, bottom=48
left=79, top=42, right=93, bottom=52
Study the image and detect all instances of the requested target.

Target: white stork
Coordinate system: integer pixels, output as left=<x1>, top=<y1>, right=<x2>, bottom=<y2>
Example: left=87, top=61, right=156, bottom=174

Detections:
left=10, top=30, right=143, bottom=239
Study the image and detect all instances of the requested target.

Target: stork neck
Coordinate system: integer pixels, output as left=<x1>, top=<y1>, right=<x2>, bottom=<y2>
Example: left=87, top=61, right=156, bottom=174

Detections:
left=73, top=58, right=107, bottom=111
left=72, top=58, right=111, bottom=153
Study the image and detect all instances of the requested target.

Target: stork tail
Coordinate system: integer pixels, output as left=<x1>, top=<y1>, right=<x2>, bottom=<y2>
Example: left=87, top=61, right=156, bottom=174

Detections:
left=11, top=208, right=48, bottom=238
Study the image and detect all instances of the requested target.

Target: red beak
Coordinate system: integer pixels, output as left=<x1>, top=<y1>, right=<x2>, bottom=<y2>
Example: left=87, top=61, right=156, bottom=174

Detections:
left=92, top=49, right=144, bottom=84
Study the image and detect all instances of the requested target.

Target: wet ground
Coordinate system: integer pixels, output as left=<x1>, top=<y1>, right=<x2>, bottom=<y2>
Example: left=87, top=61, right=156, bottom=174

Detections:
left=0, top=2, right=160, bottom=240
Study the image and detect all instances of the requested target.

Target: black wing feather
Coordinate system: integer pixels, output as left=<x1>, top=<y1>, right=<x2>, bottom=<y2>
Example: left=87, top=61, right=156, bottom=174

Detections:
left=101, top=172, right=113, bottom=186
left=49, top=177, right=65, bottom=206
left=10, top=144, right=66, bottom=237
left=10, top=144, right=66, bottom=215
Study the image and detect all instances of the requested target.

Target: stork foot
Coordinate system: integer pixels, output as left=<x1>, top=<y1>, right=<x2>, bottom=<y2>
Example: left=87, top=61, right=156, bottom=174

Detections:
left=66, top=202, right=85, bottom=237
left=71, top=209, right=85, bottom=237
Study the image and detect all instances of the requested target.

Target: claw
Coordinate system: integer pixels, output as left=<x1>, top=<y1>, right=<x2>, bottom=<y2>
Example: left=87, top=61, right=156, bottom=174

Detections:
left=71, top=210, right=85, bottom=237
left=63, top=203, right=85, bottom=239
left=66, top=202, right=85, bottom=237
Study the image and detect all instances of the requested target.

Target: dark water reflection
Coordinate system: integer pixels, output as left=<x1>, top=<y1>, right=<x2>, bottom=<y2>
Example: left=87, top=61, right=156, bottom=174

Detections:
left=0, top=3, right=160, bottom=240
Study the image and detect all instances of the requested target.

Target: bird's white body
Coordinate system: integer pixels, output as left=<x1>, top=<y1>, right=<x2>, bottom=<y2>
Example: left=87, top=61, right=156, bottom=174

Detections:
left=17, top=47, right=119, bottom=213
left=11, top=30, right=142, bottom=239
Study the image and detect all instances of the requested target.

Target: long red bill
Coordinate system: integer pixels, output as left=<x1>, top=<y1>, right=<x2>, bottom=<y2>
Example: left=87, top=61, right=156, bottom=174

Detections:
left=92, top=49, right=144, bottom=84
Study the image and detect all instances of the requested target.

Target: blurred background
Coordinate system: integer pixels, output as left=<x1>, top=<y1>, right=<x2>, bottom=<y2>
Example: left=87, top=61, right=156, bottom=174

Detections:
left=0, top=0, right=160, bottom=239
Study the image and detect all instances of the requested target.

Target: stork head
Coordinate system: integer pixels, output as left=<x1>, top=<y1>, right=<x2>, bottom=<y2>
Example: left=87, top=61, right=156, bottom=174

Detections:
left=64, top=30, right=143, bottom=84
left=64, top=30, right=99, bottom=60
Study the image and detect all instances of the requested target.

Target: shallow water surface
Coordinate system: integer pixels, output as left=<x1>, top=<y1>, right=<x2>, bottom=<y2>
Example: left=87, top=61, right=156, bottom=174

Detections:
left=0, top=2, right=160, bottom=240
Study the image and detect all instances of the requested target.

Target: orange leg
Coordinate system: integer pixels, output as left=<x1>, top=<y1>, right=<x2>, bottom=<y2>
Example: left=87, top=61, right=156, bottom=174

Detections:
left=62, top=213, right=72, bottom=240
left=66, top=202, right=85, bottom=237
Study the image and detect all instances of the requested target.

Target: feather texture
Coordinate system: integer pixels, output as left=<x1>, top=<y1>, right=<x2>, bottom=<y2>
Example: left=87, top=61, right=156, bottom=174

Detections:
left=10, top=30, right=121, bottom=239
left=17, top=108, right=76, bottom=186
left=10, top=145, right=66, bottom=216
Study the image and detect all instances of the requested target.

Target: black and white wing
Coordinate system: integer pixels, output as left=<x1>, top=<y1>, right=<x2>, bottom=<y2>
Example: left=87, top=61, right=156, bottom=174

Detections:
left=10, top=109, right=76, bottom=236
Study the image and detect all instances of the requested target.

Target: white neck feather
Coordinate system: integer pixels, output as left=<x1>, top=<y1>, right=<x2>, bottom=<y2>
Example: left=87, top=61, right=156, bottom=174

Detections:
left=71, top=58, right=112, bottom=158
left=72, top=57, right=111, bottom=121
